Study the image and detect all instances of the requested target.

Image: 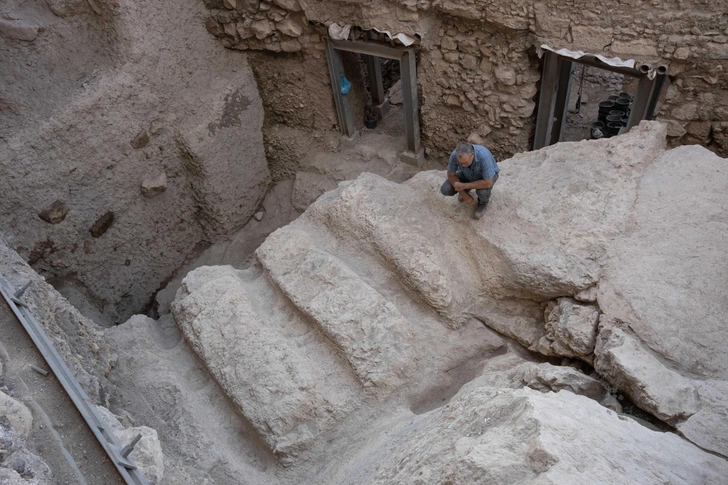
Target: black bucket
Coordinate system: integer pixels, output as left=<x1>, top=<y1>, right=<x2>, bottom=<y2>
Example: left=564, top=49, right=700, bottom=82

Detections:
left=606, top=115, right=623, bottom=124
left=599, top=101, right=615, bottom=115
left=608, top=95, right=620, bottom=102
left=609, top=110, right=626, bottom=118
left=607, top=122, right=622, bottom=136
left=615, top=98, right=630, bottom=112
left=619, top=92, right=632, bottom=101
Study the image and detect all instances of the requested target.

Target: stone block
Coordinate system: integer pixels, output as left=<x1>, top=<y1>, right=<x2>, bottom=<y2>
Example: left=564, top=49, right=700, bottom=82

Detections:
left=611, top=39, right=659, bottom=57
left=673, top=46, right=691, bottom=59
left=276, top=18, right=302, bottom=37
left=571, top=26, right=613, bottom=52
left=272, top=0, right=300, bottom=10
left=141, top=172, right=167, bottom=198
left=460, top=54, right=477, bottom=71
left=594, top=320, right=698, bottom=423
left=494, top=66, right=517, bottom=85
left=0, top=19, right=39, bottom=42
left=467, top=133, right=484, bottom=145
left=686, top=121, right=712, bottom=141
left=267, top=7, right=286, bottom=22
left=280, top=39, right=301, bottom=52
left=90, top=211, right=114, bottom=238
left=706, top=42, right=728, bottom=59
left=396, top=7, right=418, bottom=22
left=441, top=37, right=457, bottom=51
left=238, top=0, right=260, bottom=13
left=264, top=40, right=281, bottom=52
left=223, top=21, right=238, bottom=37
left=38, top=200, right=69, bottom=224
left=671, top=102, right=698, bottom=120
left=445, top=94, right=461, bottom=106
left=0, top=391, right=33, bottom=438
left=257, top=229, right=415, bottom=388
left=172, top=267, right=359, bottom=464
left=130, top=130, right=149, bottom=149
left=535, top=298, right=600, bottom=360
left=237, top=22, right=254, bottom=39
left=443, top=52, right=459, bottom=63
left=250, top=19, right=272, bottom=39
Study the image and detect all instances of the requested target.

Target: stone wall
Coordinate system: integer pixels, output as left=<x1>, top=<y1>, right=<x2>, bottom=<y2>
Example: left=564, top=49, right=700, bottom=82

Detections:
left=203, top=0, right=728, bottom=163
left=0, top=0, right=269, bottom=324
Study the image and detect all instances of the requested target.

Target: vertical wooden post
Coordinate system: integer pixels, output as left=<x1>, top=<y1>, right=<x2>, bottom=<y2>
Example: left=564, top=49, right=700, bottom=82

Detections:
left=551, top=59, right=574, bottom=144
left=626, top=74, right=656, bottom=130
left=366, top=55, right=390, bottom=119
left=324, top=39, right=356, bottom=138
left=533, top=51, right=561, bottom=150
left=399, top=50, right=423, bottom=166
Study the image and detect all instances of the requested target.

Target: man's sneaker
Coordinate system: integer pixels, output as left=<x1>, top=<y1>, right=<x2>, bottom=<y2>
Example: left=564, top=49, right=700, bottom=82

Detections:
left=474, top=204, right=487, bottom=219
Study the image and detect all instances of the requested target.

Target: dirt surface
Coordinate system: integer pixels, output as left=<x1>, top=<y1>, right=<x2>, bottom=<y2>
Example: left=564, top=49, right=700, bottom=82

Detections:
left=0, top=298, right=125, bottom=485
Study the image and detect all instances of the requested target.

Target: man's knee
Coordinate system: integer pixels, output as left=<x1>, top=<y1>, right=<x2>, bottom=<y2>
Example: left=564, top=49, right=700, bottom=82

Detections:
left=476, top=188, right=492, bottom=205
left=441, top=180, right=456, bottom=196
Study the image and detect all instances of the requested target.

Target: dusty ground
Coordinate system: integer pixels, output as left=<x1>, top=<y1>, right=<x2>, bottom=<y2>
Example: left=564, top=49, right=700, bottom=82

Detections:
left=0, top=299, right=124, bottom=485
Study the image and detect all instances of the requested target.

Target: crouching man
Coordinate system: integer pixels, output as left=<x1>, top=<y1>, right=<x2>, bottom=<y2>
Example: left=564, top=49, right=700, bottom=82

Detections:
left=440, top=141, right=500, bottom=219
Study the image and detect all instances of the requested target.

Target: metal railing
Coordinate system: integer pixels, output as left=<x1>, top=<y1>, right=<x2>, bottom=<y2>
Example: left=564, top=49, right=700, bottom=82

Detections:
left=0, top=273, right=149, bottom=485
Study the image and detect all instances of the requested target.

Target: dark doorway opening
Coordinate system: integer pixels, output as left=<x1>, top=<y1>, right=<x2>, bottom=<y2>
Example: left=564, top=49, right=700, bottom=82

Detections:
left=533, top=49, right=667, bottom=150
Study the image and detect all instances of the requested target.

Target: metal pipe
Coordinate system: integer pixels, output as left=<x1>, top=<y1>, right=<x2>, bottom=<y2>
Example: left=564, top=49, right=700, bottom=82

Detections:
left=30, top=364, right=49, bottom=376
left=645, top=64, right=668, bottom=120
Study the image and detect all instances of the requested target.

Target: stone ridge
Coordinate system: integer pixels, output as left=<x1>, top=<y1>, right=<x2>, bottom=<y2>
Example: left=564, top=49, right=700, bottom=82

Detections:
left=306, top=176, right=457, bottom=323
left=172, top=122, right=728, bottom=467
left=257, top=227, right=416, bottom=389
left=172, top=265, right=360, bottom=464
left=342, top=387, right=728, bottom=484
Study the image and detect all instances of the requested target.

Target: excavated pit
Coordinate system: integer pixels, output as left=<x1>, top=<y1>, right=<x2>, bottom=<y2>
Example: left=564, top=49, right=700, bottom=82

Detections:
left=3, top=0, right=728, bottom=484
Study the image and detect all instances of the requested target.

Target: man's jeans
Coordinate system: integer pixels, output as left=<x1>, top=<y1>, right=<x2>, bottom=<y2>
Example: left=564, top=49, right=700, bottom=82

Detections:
left=441, top=172, right=499, bottom=207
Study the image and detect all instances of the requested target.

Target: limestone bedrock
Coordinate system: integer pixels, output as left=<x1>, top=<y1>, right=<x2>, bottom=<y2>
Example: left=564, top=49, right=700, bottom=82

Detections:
left=172, top=121, right=728, bottom=468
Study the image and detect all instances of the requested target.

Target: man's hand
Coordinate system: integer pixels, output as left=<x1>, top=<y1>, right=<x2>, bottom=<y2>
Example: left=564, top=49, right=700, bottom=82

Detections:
left=460, top=191, right=475, bottom=204
left=453, top=181, right=468, bottom=191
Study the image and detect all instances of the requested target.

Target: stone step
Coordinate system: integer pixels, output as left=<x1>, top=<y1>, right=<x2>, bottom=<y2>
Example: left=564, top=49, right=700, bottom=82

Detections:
left=172, top=265, right=359, bottom=465
left=256, top=227, right=416, bottom=390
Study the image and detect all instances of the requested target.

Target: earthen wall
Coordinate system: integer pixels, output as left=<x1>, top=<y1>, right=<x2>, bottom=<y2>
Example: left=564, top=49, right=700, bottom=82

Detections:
left=0, top=0, right=269, bottom=323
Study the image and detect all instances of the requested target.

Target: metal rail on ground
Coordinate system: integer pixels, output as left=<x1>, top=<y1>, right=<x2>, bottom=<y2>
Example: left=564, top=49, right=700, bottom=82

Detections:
left=0, top=273, right=149, bottom=485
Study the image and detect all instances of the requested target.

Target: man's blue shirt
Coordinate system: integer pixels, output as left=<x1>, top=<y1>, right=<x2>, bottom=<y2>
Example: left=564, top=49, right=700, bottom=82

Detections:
left=447, top=145, right=499, bottom=182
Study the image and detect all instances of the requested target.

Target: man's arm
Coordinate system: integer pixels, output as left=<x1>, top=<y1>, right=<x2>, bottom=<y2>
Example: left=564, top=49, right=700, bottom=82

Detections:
left=453, top=177, right=494, bottom=191
left=447, top=170, right=476, bottom=204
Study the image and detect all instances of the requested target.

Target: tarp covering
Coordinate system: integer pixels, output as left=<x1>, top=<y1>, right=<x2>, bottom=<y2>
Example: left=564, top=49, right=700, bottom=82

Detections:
left=328, top=23, right=420, bottom=46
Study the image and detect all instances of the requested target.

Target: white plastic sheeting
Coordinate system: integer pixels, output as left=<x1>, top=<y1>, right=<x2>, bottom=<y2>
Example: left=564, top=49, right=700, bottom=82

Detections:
left=327, top=22, right=419, bottom=46
left=537, top=44, right=636, bottom=69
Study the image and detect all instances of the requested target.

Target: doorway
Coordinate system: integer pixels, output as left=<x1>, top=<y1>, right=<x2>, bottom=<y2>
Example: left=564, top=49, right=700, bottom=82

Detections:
left=324, top=38, right=424, bottom=166
left=533, top=49, right=668, bottom=150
